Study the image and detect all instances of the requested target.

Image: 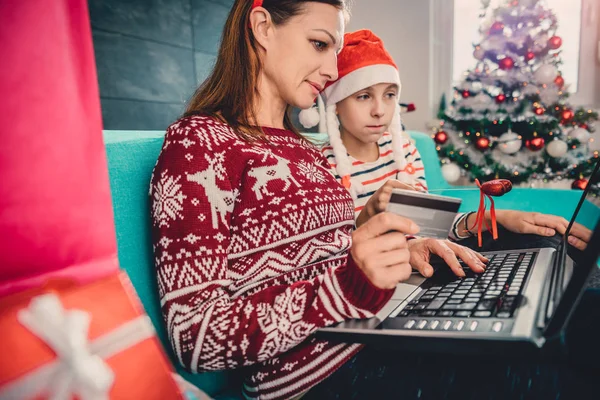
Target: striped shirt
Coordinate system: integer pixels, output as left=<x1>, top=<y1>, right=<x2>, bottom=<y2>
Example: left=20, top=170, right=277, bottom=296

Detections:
left=321, top=133, right=470, bottom=241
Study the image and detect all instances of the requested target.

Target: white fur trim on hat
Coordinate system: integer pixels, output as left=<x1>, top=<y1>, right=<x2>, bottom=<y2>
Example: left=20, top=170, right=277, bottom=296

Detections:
left=322, top=64, right=400, bottom=106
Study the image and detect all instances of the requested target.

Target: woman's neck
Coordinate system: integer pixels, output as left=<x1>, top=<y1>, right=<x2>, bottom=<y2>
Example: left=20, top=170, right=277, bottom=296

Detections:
left=340, top=129, right=380, bottom=162
left=253, top=74, right=287, bottom=129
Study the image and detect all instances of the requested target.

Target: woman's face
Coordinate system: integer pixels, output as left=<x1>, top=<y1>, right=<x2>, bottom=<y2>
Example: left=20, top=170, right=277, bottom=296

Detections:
left=260, top=3, right=345, bottom=109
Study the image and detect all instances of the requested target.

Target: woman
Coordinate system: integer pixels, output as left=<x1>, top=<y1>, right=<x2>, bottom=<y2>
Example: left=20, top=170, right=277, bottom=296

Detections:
left=150, top=1, right=597, bottom=399
left=150, top=1, right=423, bottom=399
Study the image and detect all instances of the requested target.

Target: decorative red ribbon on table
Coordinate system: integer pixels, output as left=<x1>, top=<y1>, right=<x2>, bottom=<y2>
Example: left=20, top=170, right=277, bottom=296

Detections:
left=470, top=179, right=512, bottom=247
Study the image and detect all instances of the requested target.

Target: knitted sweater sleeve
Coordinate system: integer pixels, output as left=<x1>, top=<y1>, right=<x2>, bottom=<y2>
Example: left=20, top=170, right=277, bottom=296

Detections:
left=150, top=119, right=393, bottom=373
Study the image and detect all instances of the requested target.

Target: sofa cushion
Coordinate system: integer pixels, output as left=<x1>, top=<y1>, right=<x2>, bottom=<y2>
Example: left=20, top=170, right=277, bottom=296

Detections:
left=104, top=131, right=241, bottom=398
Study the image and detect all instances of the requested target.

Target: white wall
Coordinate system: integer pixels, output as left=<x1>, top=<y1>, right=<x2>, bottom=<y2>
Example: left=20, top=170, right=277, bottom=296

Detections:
left=347, top=0, right=433, bottom=132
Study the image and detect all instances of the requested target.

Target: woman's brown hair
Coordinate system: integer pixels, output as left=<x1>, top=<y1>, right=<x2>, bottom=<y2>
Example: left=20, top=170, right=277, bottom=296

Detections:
left=184, top=0, right=348, bottom=141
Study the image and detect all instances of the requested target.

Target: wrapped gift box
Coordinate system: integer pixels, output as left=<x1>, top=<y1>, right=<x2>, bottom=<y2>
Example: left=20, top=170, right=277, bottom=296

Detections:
left=0, top=271, right=183, bottom=399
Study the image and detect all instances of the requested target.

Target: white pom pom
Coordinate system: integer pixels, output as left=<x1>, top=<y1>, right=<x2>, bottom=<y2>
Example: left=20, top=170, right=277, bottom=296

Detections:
left=299, top=107, right=320, bottom=129
left=442, top=163, right=461, bottom=183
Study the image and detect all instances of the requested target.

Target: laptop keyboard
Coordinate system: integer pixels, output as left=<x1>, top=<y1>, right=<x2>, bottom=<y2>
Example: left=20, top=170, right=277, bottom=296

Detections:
left=396, top=251, right=536, bottom=320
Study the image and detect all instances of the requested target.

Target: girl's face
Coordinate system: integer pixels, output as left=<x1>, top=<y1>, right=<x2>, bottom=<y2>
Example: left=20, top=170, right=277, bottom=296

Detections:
left=259, top=3, right=345, bottom=109
left=336, top=82, right=399, bottom=144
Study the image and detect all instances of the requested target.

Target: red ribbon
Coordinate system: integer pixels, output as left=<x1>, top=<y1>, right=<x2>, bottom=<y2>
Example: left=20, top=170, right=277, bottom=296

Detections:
left=470, top=179, right=499, bottom=247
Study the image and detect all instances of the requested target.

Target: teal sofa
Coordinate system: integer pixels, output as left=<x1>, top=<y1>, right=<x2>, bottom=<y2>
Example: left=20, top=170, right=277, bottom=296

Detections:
left=103, top=130, right=596, bottom=399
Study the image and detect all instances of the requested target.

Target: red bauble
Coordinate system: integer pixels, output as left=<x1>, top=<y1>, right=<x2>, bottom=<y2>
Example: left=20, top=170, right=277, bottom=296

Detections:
left=581, top=124, right=589, bottom=130
left=498, top=57, right=514, bottom=70
left=525, top=51, right=535, bottom=61
left=525, top=137, right=545, bottom=151
left=554, top=75, right=564, bottom=88
left=461, top=90, right=471, bottom=98
left=571, top=178, right=588, bottom=190
left=496, top=94, right=506, bottom=103
left=475, top=137, right=491, bottom=151
left=549, top=35, right=562, bottom=50
left=489, top=22, right=505, bottom=35
left=561, top=109, right=574, bottom=121
left=534, top=107, right=545, bottom=115
left=481, top=179, right=513, bottom=197
left=434, top=131, right=449, bottom=144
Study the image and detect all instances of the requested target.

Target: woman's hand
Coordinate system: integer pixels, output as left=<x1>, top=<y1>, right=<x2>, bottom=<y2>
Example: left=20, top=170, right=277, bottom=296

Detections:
left=494, top=210, right=591, bottom=250
left=407, top=238, right=488, bottom=278
left=355, top=180, right=423, bottom=228
left=351, top=212, right=420, bottom=289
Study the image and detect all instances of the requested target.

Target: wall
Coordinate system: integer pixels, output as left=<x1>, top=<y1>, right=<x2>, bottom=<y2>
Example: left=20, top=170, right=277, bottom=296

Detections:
left=90, top=0, right=233, bottom=130
left=347, top=0, right=433, bottom=132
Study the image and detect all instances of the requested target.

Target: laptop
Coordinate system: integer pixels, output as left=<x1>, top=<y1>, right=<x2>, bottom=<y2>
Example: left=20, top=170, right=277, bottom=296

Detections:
left=318, top=159, right=600, bottom=357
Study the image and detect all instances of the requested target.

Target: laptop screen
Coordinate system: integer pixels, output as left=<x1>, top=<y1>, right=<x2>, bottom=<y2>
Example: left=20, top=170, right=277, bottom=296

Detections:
left=564, top=158, right=600, bottom=241
left=544, top=158, right=600, bottom=337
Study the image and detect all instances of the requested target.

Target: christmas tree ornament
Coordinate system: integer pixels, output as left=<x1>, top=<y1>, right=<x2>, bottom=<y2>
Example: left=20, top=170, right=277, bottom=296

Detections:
left=461, top=90, right=471, bottom=98
left=561, top=109, right=574, bottom=122
left=473, top=46, right=486, bottom=60
left=497, top=130, right=523, bottom=154
left=401, top=102, right=417, bottom=112
left=498, top=57, right=515, bottom=70
left=525, top=51, right=535, bottom=61
left=475, top=136, right=491, bottom=151
left=570, top=127, right=590, bottom=143
left=471, top=179, right=513, bottom=247
left=525, top=137, right=545, bottom=151
left=434, top=130, right=449, bottom=144
left=571, top=177, right=588, bottom=190
left=539, top=87, right=560, bottom=105
left=548, top=35, right=562, bottom=49
left=546, top=139, right=568, bottom=158
left=489, top=22, right=505, bottom=35
left=442, top=163, right=461, bottom=183
left=554, top=75, right=564, bottom=88
left=495, top=93, right=506, bottom=103
left=534, top=64, right=558, bottom=84
left=534, top=106, right=545, bottom=115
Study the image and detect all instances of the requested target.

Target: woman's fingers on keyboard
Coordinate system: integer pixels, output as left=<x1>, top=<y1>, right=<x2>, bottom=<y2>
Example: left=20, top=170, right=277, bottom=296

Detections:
left=429, top=240, right=465, bottom=277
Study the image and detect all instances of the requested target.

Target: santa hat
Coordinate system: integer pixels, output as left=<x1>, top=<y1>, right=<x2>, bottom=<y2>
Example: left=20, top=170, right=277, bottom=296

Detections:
left=299, top=30, right=409, bottom=197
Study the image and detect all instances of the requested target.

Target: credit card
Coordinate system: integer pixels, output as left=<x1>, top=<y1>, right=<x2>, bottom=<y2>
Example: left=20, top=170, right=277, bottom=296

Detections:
left=386, top=189, right=462, bottom=239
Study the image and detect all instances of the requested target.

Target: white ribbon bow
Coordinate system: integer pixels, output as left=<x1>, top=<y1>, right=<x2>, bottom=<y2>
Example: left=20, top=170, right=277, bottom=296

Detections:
left=16, top=293, right=115, bottom=400
left=1, top=291, right=157, bottom=400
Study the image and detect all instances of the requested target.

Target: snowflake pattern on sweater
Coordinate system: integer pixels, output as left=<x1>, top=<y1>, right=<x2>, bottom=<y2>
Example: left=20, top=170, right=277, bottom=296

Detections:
left=150, top=115, right=394, bottom=399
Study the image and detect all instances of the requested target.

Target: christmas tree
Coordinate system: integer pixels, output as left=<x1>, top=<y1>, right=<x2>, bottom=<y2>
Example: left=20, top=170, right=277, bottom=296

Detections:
left=435, top=0, right=598, bottom=192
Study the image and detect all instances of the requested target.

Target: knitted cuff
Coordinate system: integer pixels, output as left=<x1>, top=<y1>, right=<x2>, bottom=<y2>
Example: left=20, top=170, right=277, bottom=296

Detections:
left=335, top=254, right=394, bottom=314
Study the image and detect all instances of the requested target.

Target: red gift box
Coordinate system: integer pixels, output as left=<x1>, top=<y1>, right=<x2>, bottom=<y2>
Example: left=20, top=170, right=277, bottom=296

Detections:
left=0, top=272, right=183, bottom=399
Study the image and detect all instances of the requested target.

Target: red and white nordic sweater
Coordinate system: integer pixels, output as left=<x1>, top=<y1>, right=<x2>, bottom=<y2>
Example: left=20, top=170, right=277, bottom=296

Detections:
left=150, top=115, right=394, bottom=399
